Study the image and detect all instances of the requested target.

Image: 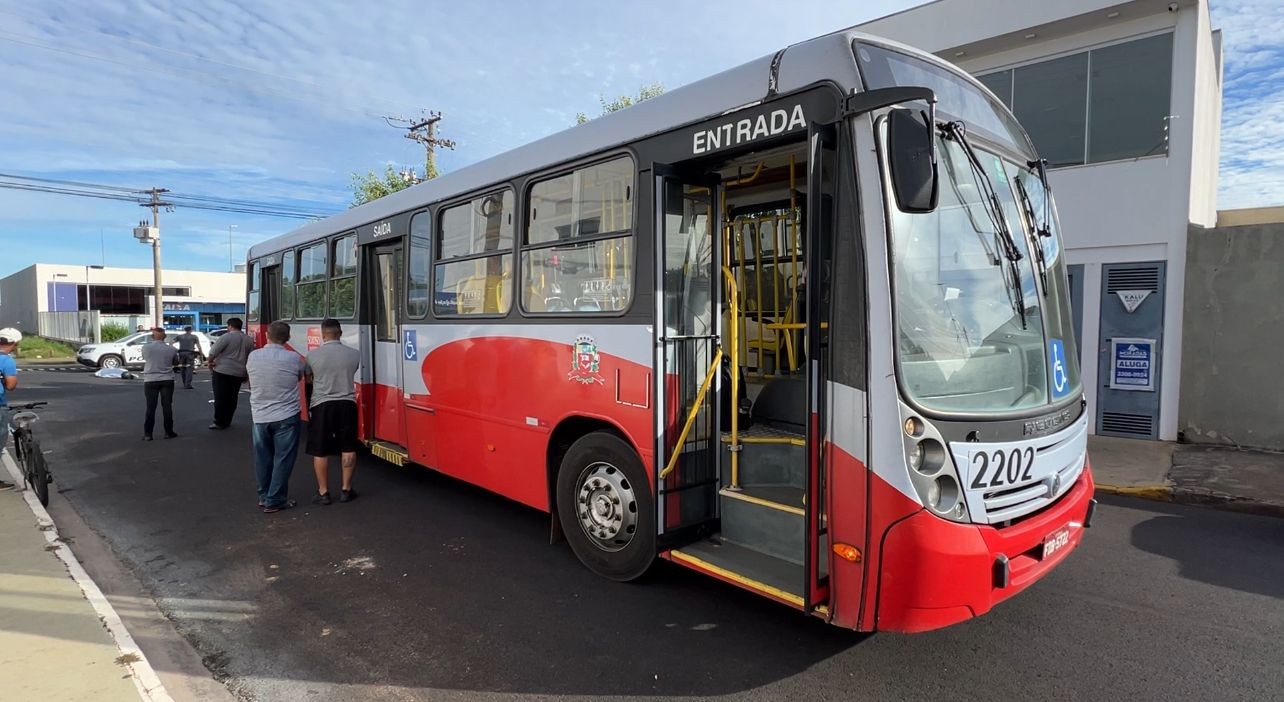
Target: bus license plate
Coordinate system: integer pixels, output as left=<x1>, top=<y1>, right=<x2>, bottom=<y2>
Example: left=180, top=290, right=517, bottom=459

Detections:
left=1041, top=527, right=1071, bottom=560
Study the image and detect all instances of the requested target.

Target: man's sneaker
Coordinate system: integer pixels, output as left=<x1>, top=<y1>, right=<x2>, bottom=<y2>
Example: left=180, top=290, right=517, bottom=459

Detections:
left=0, top=480, right=14, bottom=492
left=339, top=489, right=358, bottom=503
left=312, top=492, right=332, bottom=506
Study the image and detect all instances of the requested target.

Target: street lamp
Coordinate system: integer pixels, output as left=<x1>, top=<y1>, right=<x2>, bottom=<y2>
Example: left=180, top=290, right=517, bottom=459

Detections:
left=228, top=224, right=238, bottom=273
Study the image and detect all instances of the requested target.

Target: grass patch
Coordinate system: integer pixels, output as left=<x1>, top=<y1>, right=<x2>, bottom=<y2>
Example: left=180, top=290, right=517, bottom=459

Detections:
left=13, top=336, right=78, bottom=360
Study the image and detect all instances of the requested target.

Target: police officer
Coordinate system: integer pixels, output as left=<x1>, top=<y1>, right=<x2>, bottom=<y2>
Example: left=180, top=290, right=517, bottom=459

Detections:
left=175, top=325, right=200, bottom=389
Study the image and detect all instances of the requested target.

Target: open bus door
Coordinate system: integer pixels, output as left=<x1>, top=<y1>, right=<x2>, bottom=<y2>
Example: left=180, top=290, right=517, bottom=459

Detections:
left=362, top=242, right=407, bottom=448
left=654, top=167, right=722, bottom=545
left=804, top=123, right=838, bottom=612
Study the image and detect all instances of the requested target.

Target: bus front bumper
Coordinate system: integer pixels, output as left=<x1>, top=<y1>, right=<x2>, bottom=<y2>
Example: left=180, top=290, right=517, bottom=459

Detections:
left=875, top=462, right=1096, bottom=633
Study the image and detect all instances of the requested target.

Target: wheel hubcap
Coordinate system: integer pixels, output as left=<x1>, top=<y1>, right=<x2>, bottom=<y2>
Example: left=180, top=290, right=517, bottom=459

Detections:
left=575, top=462, right=638, bottom=552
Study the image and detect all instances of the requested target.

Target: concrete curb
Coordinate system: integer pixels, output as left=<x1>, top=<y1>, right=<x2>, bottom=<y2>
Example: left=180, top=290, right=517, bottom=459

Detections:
left=1095, top=484, right=1174, bottom=501
left=2, top=450, right=174, bottom=702
left=1096, top=483, right=1284, bottom=519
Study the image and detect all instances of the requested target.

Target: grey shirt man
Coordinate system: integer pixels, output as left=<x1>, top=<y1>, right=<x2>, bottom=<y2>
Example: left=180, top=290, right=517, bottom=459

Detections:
left=208, top=330, right=254, bottom=378
left=140, top=340, right=178, bottom=382
left=305, top=340, right=361, bottom=407
left=246, top=343, right=306, bottom=424
left=175, top=332, right=200, bottom=353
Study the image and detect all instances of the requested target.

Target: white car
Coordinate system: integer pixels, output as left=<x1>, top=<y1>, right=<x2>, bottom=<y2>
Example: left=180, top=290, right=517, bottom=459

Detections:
left=77, top=331, right=213, bottom=370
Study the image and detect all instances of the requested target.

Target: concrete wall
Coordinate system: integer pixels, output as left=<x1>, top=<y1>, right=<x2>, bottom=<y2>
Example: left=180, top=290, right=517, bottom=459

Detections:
left=1179, top=222, right=1284, bottom=450
left=0, top=265, right=39, bottom=333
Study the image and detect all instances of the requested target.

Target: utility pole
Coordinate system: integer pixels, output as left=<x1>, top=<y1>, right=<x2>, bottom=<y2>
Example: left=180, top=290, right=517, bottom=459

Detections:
left=383, top=110, right=456, bottom=179
left=228, top=224, right=238, bottom=272
left=134, top=188, right=171, bottom=328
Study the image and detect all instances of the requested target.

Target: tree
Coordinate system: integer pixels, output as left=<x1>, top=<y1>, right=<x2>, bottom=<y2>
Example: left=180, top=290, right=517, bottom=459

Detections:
left=576, top=82, right=665, bottom=125
left=349, top=164, right=424, bottom=208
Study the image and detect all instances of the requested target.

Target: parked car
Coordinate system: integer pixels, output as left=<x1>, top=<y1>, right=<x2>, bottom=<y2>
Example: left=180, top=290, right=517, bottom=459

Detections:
left=207, top=327, right=229, bottom=339
left=77, top=331, right=213, bottom=369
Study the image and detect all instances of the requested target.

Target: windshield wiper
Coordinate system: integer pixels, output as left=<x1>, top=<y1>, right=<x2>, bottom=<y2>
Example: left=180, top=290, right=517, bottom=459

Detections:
left=939, top=120, right=1027, bottom=329
left=1013, top=175, right=1049, bottom=292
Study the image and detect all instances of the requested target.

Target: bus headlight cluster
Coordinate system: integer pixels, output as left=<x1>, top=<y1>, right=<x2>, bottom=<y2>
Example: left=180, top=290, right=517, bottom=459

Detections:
left=901, top=409, right=969, bottom=522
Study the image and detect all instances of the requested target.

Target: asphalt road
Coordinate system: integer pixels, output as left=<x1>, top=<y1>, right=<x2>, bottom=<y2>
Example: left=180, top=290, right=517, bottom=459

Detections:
left=13, top=367, right=1284, bottom=701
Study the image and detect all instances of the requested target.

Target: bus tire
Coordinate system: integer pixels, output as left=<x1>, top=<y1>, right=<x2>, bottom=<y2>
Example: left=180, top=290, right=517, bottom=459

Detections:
left=556, top=431, right=654, bottom=582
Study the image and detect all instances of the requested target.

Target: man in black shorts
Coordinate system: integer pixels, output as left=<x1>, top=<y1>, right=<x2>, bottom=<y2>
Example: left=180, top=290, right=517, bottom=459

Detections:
left=305, top=318, right=363, bottom=505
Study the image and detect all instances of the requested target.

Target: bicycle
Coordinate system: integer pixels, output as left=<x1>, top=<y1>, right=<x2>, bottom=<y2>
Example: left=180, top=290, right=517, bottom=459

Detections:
left=6, top=401, right=52, bottom=507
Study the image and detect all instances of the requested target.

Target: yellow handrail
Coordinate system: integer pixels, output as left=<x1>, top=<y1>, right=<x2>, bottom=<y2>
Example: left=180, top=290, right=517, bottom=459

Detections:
left=659, top=347, right=724, bottom=480
left=721, top=266, right=741, bottom=490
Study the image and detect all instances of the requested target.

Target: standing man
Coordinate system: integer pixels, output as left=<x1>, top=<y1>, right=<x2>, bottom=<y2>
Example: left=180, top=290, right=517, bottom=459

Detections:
left=140, top=327, right=179, bottom=441
left=207, top=317, right=254, bottom=430
left=0, top=328, right=22, bottom=490
left=175, top=325, right=200, bottom=390
left=305, top=318, right=362, bottom=505
left=246, top=321, right=305, bottom=513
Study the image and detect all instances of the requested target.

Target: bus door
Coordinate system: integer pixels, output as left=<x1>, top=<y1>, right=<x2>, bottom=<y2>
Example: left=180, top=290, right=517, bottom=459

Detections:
left=260, top=264, right=281, bottom=325
left=655, top=168, right=722, bottom=542
left=365, top=242, right=407, bottom=447
left=804, top=124, right=838, bottom=611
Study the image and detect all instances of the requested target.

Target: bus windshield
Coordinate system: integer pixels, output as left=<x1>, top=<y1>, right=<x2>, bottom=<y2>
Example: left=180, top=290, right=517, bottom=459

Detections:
left=859, top=41, right=1081, bottom=415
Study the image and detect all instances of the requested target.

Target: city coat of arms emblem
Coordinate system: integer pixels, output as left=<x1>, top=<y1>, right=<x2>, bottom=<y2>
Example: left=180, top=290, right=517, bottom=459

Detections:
left=568, top=335, right=605, bottom=385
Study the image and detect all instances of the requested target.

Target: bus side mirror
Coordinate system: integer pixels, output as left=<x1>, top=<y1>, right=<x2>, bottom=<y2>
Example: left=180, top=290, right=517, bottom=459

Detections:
left=888, top=107, right=938, bottom=213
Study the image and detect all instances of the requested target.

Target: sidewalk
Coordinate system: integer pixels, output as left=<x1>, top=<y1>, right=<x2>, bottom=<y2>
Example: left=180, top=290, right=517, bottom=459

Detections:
left=0, top=452, right=167, bottom=701
left=1090, top=435, right=1284, bottom=518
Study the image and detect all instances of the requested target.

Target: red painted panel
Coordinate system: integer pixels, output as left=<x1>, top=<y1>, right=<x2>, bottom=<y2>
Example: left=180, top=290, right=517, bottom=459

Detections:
left=374, top=382, right=406, bottom=446
left=397, top=336, right=653, bottom=512
left=823, top=440, right=869, bottom=630
left=874, top=464, right=1096, bottom=633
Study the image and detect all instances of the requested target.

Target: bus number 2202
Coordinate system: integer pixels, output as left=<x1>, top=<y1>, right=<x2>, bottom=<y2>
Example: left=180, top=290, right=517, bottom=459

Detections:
left=969, top=447, right=1036, bottom=490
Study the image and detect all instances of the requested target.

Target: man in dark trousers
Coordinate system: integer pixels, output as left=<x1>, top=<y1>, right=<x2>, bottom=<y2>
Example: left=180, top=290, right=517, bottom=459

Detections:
left=305, top=318, right=362, bottom=505
left=175, top=325, right=200, bottom=389
left=207, top=317, right=254, bottom=429
left=247, top=321, right=306, bottom=513
left=140, top=327, right=179, bottom=441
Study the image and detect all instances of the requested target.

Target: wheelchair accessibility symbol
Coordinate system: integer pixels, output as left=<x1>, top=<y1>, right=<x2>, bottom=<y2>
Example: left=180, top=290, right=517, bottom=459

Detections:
left=403, top=329, right=417, bottom=361
left=1048, top=338, right=1070, bottom=399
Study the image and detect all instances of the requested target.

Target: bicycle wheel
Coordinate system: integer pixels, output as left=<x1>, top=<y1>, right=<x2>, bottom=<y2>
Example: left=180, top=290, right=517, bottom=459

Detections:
left=31, top=449, right=50, bottom=507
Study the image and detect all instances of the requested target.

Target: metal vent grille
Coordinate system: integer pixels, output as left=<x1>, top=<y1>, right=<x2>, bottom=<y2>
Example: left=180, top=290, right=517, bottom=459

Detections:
left=1106, top=267, right=1161, bottom=293
left=1100, top=411, right=1154, bottom=437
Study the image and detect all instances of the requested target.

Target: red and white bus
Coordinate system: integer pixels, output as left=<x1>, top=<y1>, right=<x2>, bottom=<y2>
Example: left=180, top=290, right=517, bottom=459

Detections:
left=246, top=30, right=1096, bottom=633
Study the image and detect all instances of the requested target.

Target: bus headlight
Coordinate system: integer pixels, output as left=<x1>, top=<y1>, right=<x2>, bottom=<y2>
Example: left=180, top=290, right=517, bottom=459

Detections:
left=909, top=438, right=945, bottom=476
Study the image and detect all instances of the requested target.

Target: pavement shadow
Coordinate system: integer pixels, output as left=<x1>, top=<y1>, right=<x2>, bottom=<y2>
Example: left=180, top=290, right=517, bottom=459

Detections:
left=1113, top=494, right=1284, bottom=599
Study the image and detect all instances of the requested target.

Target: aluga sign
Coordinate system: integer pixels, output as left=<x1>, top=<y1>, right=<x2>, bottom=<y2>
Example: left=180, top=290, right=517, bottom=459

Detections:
left=244, top=29, right=1096, bottom=633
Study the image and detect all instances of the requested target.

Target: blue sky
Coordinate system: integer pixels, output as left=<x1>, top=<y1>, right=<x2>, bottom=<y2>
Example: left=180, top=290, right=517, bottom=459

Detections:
left=0, top=0, right=1279, bottom=274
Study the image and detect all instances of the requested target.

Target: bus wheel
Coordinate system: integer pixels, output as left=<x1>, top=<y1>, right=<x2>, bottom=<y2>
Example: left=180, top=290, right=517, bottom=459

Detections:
left=556, top=431, right=654, bottom=582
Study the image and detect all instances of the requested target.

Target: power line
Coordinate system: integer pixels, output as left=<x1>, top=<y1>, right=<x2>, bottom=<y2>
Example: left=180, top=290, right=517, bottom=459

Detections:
left=0, top=173, right=337, bottom=220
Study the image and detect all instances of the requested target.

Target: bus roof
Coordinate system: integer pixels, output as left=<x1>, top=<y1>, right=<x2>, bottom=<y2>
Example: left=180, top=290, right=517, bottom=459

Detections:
left=247, top=30, right=959, bottom=260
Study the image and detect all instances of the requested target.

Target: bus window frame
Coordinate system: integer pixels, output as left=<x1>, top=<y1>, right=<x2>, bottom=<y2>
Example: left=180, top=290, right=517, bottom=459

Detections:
left=278, top=249, right=295, bottom=320
left=431, top=186, right=517, bottom=320
left=246, top=260, right=261, bottom=321
left=293, top=239, right=330, bottom=321
left=517, top=151, right=638, bottom=319
left=328, top=232, right=359, bottom=320
left=406, top=209, right=432, bottom=320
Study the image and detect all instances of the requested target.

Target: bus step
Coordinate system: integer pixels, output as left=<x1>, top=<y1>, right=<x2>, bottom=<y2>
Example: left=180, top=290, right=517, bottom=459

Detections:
left=720, top=485, right=804, bottom=565
left=368, top=440, right=410, bottom=467
left=671, top=539, right=803, bottom=608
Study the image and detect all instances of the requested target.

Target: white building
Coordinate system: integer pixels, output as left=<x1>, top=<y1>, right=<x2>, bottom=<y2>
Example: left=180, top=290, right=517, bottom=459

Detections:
left=0, top=263, right=246, bottom=337
left=860, top=0, right=1222, bottom=441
